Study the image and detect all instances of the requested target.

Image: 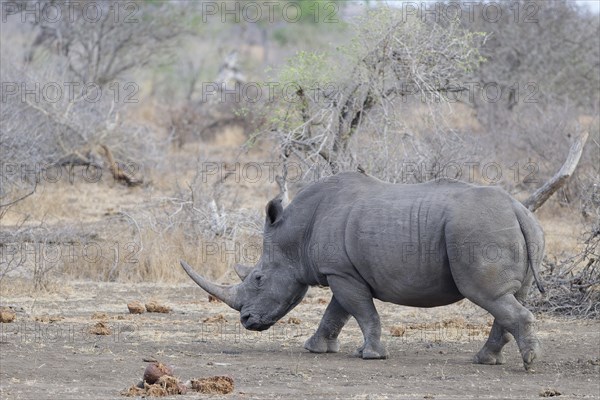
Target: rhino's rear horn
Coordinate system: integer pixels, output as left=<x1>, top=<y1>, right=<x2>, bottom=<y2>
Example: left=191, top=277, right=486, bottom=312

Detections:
left=179, top=260, right=242, bottom=311
left=234, top=264, right=254, bottom=281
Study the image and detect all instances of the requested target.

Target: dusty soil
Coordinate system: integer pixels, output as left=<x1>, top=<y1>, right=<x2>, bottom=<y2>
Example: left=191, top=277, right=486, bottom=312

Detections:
left=1, top=282, right=598, bottom=399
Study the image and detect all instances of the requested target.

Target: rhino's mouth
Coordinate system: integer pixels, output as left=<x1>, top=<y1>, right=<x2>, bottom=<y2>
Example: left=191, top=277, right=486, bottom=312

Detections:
left=241, top=295, right=305, bottom=331
left=240, top=313, right=274, bottom=331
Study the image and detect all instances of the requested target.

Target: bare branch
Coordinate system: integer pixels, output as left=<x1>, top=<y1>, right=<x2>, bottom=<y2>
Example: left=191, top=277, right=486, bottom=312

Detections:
left=523, top=132, right=590, bottom=212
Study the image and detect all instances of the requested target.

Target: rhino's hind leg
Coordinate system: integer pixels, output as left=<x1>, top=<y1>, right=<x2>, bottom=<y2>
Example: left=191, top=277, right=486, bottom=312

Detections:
left=327, top=276, right=389, bottom=360
left=474, top=320, right=511, bottom=365
left=304, top=296, right=350, bottom=354
left=476, top=293, right=541, bottom=371
left=474, top=282, right=532, bottom=366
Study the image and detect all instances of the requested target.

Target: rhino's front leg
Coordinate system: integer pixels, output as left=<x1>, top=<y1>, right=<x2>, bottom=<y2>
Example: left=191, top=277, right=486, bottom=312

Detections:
left=328, top=276, right=389, bottom=360
left=304, top=296, right=350, bottom=353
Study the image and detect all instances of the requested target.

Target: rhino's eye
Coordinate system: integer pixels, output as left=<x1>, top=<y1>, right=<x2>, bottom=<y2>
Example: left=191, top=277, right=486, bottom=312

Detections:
left=255, top=274, right=264, bottom=285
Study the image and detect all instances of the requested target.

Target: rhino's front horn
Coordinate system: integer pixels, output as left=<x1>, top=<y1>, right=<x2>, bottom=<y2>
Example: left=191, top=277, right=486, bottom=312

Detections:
left=179, top=260, right=242, bottom=311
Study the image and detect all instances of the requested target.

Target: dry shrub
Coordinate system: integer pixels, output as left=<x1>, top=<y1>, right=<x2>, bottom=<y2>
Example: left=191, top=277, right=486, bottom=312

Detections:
left=530, top=228, right=599, bottom=318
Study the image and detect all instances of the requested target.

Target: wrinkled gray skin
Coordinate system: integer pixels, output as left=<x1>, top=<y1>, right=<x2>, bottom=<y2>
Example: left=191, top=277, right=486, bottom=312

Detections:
left=180, top=172, right=545, bottom=371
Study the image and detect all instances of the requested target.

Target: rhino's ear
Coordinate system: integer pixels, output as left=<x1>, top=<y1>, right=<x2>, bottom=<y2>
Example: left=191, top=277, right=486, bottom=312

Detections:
left=266, top=198, right=284, bottom=225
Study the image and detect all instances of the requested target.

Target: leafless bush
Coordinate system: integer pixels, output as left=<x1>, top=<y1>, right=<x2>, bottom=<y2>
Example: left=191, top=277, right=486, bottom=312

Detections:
left=168, top=51, right=264, bottom=147
left=159, top=162, right=263, bottom=242
left=16, top=0, right=186, bottom=86
left=0, top=65, right=154, bottom=201
left=0, top=216, right=97, bottom=290
left=262, top=6, right=485, bottom=181
left=460, top=0, right=600, bottom=127
left=527, top=133, right=599, bottom=318
left=530, top=226, right=600, bottom=318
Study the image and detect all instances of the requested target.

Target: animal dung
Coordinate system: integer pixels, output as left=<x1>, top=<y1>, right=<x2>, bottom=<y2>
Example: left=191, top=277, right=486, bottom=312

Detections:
left=539, top=388, right=562, bottom=397
left=287, top=317, right=301, bottom=325
left=202, top=314, right=227, bottom=323
left=189, top=376, right=234, bottom=395
left=34, top=315, right=63, bottom=323
left=89, top=321, right=112, bottom=335
left=121, top=360, right=233, bottom=397
left=145, top=301, right=171, bottom=313
left=122, top=376, right=187, bottom=397
left=91, top=312, right=109, bottom=320
left=390, top=326, right=406, bottom=337
left=127, top=301, right=146, bottom=314
left=208, top=294, right=221, bottom=303
left=0, top=307, right=16, bottom=323
left=143, top=362, right=174, bottom=385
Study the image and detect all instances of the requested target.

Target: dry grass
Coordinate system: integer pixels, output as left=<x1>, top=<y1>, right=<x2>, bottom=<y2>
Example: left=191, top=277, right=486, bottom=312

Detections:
left=1, top=100, right=594, bottom=323
left=1, top=159, right=587, bottom=293
left=0, top=128, right=273, bottom=288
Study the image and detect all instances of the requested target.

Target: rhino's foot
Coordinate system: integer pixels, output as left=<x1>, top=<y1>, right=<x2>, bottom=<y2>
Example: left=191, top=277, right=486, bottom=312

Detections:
left=473, top=349, right=505, bottom=365
left=304, top=336, right=340, bottom=353
left=521, top=342, right=541, bottom=372
left=353, top=343, right=388, bottom=360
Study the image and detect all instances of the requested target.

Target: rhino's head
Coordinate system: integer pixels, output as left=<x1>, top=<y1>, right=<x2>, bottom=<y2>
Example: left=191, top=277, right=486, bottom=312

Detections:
left=180, top=198, right=309, bottom=331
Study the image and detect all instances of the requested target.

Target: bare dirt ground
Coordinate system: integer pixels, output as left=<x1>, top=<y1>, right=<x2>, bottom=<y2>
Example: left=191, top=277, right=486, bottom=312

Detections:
left=1, top=136, right=598, bottom=399
left=1, top=282, right=598, bottom=400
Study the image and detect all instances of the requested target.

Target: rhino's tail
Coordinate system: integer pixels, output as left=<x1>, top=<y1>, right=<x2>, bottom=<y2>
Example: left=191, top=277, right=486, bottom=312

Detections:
left=514, top=202, right=546, bottom=294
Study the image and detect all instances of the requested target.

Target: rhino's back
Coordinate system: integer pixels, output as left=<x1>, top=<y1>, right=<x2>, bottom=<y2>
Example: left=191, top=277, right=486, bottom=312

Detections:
left=309, top=173, right=524, bottom=307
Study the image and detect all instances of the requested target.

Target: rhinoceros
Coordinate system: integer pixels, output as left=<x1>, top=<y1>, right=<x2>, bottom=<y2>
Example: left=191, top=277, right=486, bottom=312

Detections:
left=180, top=171, right=545, bottom=371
